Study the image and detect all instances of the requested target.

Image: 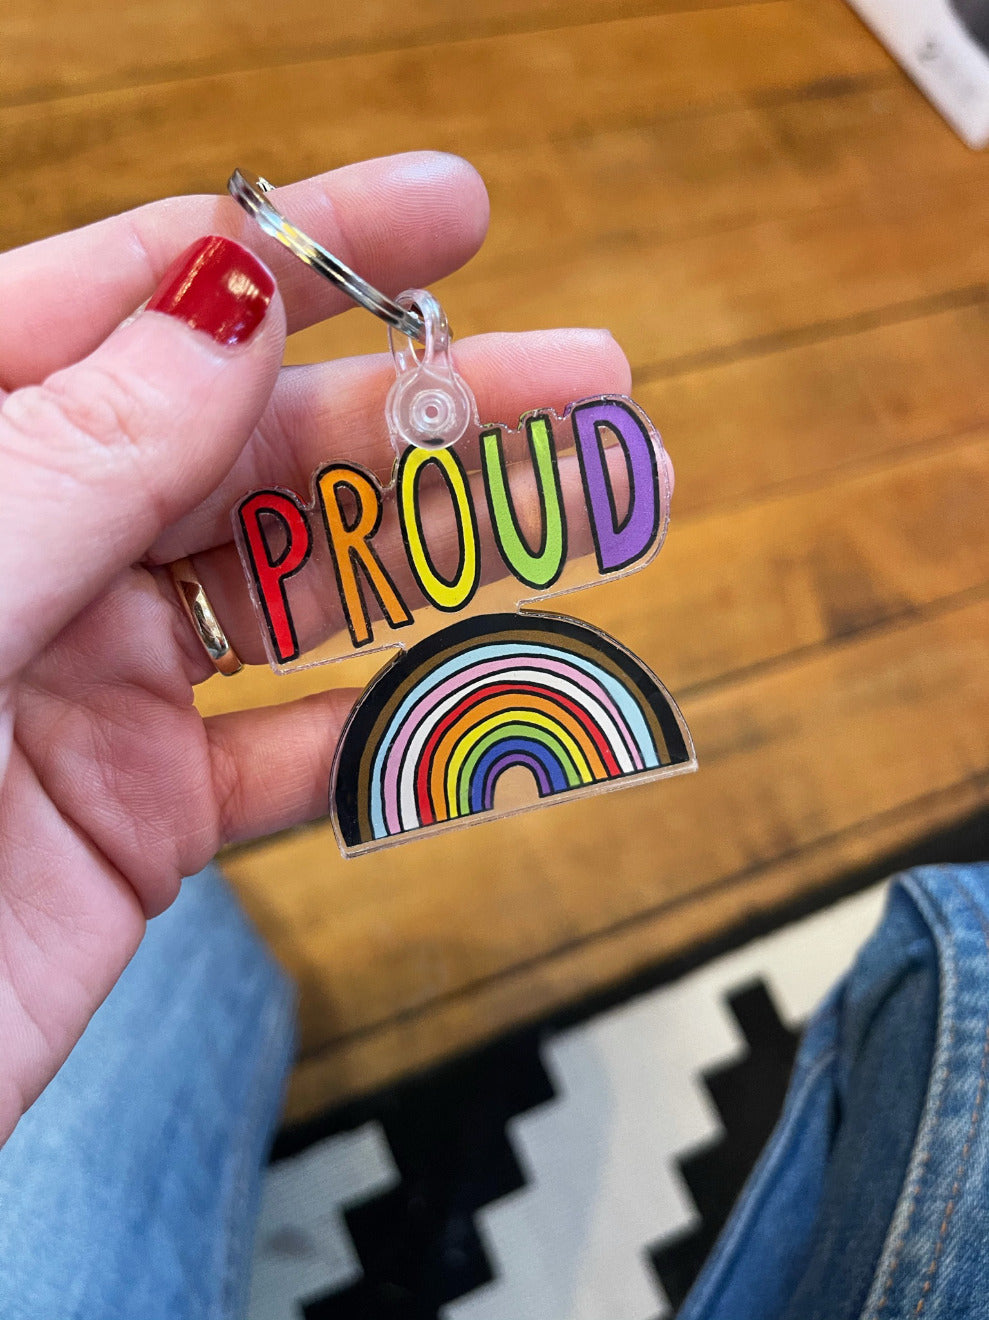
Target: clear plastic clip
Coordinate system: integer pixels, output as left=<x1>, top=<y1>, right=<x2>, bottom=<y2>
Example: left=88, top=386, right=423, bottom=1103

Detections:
left=386, top=290, right=476, bottom=451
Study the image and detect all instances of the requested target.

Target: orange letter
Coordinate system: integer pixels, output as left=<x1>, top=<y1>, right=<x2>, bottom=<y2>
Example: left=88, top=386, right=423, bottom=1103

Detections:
left=316, top=464, right=412, bottom=647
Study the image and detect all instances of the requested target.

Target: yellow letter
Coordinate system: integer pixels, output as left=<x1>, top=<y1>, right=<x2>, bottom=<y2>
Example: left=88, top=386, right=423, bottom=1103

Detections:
left=397, top=447, right=479, bottom=611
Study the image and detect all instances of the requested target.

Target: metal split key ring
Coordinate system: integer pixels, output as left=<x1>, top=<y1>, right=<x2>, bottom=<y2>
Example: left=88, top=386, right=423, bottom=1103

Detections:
left=176, top=170, right=460, bottom=679
left=227, top=168, right=427, bottom=342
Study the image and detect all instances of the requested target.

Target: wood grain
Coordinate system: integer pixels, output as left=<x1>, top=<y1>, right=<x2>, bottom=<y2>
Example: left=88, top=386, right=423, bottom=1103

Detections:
left=197, top=379, right=989, bottom=718
left=5, top=0, right=988, bottom=1118
left=282, top=106, right=989, bottom=367
left=226, top=591, right=989, bottom=1117
left=286, top=770, right=989, bottom=1118
left=638, top=301, right=989, bottom=512
left=3, top=0, right=754, bottom=105
left=3, top=1, right=893, bottom=246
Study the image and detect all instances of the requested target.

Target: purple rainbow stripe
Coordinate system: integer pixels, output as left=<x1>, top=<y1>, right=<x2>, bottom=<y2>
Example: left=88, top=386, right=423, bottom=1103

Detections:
left=379, top=653, right=643, bottom=835
left=334, top=615, right=696, bottom=851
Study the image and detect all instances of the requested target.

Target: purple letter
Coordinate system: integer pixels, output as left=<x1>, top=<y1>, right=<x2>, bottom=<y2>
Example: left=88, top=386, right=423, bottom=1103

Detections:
left=572, top=399, right=660, bottom=573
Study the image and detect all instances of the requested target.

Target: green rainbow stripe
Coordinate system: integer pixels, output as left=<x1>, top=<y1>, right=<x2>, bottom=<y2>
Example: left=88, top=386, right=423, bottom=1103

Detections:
left=332, top=614, right=695, bottom=851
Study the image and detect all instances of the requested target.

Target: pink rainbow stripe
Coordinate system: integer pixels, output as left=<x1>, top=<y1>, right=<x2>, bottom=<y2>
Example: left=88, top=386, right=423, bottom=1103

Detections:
left=380, top=654, right=641, bottom=836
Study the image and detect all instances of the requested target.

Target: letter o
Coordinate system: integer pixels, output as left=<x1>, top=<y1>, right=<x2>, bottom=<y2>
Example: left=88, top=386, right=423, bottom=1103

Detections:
left=398, top=446, right=479, bottom=611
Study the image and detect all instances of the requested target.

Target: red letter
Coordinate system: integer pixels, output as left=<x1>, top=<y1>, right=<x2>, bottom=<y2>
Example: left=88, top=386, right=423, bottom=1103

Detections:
left=237, top=490, right=313, bottom=663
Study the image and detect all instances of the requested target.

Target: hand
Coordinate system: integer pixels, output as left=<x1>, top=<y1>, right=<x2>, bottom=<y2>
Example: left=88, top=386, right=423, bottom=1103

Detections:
left=0, top=153, right=632, bottom=1142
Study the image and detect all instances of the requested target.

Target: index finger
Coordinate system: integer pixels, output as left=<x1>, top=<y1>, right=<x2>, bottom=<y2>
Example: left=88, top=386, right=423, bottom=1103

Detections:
left=0, top=152, right=489, bottom=389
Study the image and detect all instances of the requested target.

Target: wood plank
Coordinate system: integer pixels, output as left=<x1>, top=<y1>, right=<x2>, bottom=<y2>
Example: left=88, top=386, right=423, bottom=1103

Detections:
left=195, top=311, right=989, bottom=730
left=281, top=164, right=989, bottom=383
left=275, top=69, right=988, bottom=357
left=197, top=422, right=989, bottom=719
left=216, top=436, right=989, bottom=1034
left=590, top=425, right=989, bottom=692
left=473, top=80, right=980, bottom=275
left=2, top=1, right=893, bottom=247
left=285, top=296, right=989, bottom=532
left=446, top=175, right=989, bottom=363
left=285, top=771, right=989, bottom=1119
left=1, top=0, right=752, bottom=105
left=641, top=300, right=989, bottom=513
left=223, top=590, right=989, bottom=1114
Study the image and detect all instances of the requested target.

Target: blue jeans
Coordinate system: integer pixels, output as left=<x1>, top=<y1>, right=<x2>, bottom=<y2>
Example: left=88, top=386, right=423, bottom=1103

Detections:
left=0, top=865, right=295, bottom=1320
left=0, top=863, right=987, bottom=1319
left=680, top=862, right=989, bottom=1320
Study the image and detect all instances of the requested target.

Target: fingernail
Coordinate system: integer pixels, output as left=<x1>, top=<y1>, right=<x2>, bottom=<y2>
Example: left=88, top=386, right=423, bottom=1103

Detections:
left=146, top=236, right=274, bottom=347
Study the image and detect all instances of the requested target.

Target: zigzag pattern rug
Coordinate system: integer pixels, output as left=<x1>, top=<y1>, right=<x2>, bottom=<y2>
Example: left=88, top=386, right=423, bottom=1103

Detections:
left=247, top=813, right=988, bottom=1320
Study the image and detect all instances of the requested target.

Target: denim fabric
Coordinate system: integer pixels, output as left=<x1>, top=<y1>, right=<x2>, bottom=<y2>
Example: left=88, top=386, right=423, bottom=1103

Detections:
left=2, top=862, right=988, bottom=1320
left=680, top=863, right=989, bottom=1320
left=0, top=864, right=295, bottom=1320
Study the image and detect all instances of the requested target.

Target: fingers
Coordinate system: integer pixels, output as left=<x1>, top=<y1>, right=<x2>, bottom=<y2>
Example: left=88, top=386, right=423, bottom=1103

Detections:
left=156, top=326, right=636, bottom=668
left=185, top=437, right=636, bottom=666
left=205, top=691, right=358, bottom=844
left=150, top=326, right=633, bottom=562
left=0, top=236, right=284, bottom=685
left=0, top=153, right=489, bottom=389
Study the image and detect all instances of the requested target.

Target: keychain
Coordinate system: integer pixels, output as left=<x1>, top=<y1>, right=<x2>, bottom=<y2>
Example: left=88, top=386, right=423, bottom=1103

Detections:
left=228, top=170, right=696, bottom=857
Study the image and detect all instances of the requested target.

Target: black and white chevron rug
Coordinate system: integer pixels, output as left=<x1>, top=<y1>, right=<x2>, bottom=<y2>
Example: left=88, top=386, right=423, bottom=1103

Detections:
left=247, top=813, right=988, bottom=1320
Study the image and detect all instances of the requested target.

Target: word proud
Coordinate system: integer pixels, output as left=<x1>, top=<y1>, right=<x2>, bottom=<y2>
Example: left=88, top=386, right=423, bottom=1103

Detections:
left=234, top=396, right=669, bottom=668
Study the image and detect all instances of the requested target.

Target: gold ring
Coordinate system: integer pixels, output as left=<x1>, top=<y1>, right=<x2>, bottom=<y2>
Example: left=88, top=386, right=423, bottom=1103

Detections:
left=168, top=557, right=243, bottom=676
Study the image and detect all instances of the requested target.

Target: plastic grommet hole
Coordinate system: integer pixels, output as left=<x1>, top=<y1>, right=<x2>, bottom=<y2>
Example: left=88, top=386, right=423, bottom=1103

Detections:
left=386, top=289, right=477, bottom=451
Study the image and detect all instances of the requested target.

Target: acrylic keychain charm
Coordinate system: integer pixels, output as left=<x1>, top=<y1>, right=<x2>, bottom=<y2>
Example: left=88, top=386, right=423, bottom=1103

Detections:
left=229, top=170, right=697, bottom=856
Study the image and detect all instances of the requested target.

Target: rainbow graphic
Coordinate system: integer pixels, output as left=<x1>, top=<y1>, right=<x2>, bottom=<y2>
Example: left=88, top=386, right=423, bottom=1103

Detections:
left=332, top=614, right=696, bottom=853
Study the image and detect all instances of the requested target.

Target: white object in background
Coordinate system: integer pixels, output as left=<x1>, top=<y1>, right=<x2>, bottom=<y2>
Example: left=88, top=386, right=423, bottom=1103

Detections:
left=247, top=1123, right=399, bottom=1320
left=846, top=0, right=989, bottom=146
left=442, top=884, right=888, bottom=1320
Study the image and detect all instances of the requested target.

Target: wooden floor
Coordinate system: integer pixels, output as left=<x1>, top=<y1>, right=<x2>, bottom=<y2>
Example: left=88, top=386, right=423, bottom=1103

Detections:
left=5, top=0, right=989, bottom=1124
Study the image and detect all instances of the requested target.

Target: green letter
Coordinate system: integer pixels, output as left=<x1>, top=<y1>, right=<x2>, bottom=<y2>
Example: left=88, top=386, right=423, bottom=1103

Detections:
left=481, top=415, right=567, bottom=590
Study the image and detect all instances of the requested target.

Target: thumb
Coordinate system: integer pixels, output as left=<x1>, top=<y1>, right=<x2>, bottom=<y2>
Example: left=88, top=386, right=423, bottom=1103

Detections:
left=0, top=235, right=284, bottom=683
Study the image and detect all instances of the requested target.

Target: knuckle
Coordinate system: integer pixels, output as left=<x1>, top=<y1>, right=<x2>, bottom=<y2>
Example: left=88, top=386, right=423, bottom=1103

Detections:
left=206, top=730, right=245, bottom=843
left=35, top=362, right=152, bottom=460
left=0, top=363, right=171, bottom=527
left=2, top=362, right=164, bottom=474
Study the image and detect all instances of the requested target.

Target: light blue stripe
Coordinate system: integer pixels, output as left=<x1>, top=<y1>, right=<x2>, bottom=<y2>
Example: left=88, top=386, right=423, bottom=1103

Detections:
left=368, top=640, right=660, bottom=838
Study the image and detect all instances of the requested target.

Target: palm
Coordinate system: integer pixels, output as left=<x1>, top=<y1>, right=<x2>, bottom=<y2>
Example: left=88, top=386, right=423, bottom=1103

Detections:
left=1, top=568, right=216, bottom=1125
left=15, top=567, right=217, bottom=895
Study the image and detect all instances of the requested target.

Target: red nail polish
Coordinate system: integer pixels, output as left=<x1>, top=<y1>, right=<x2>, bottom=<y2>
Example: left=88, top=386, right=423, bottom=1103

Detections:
left=146, top=235, right=274, bottom=347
